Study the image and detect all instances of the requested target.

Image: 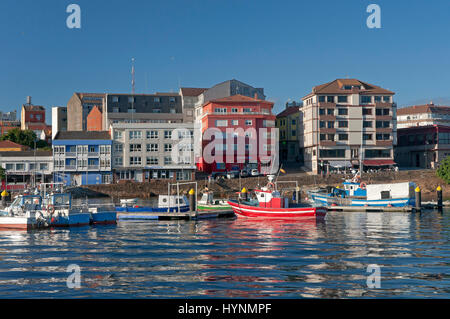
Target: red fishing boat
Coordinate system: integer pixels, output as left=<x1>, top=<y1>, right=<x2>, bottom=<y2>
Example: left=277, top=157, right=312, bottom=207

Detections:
left=227, top=176, right=327, bottom=219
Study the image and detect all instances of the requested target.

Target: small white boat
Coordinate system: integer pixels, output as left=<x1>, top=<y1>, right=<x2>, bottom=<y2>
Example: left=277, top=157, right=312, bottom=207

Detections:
left=198, top=191, right=230, bottom=210
left=0, top=194, right=48, bottom=230
left=120, top=198, right=139, bottom=207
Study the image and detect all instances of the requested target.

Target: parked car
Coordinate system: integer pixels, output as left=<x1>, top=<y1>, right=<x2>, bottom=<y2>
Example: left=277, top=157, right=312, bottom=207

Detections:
left=250, top=169, right=260, bottom=176
left=240, top=170, right=249, bottom=177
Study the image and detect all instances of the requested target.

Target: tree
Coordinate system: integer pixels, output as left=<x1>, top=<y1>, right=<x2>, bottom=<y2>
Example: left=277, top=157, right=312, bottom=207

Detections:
left=437, top=156, right=450, bottom=184
left=0, top=128, right=37, bottom=148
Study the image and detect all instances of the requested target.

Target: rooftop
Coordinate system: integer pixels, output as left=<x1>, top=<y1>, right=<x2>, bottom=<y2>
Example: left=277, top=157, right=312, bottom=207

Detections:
left=277, top=106, right=301, bottom=118
left=304, top=79, right=395, bottom=98
left=208, top=94, right=273, bottom=105
left=0, top=150, right=52, bottom=157
left=180, top=88, right=208, bottom=96
left=54, top=131, right=111, bottom=140
left=0, top=140, right=29, bottom=149
left=397, top=103, right=450, bottom=116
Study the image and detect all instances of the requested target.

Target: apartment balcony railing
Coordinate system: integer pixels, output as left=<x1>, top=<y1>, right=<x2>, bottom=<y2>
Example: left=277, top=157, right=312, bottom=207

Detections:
left=65, top=152, right=76, bottom=157
left=205, top=111, right=272, bottom=116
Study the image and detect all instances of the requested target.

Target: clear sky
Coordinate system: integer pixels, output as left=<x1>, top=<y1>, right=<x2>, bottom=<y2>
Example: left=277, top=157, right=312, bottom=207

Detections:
left=1, top=0, right=449, bottom=121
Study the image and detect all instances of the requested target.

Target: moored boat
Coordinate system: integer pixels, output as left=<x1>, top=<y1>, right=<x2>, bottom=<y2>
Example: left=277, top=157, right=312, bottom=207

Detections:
left=227, top=175, right=327, bottom=219
left=116, top=195, right=190, bottom=220
left=0, top=194, right=48, bottom=230
left=197, top=190, right=230, bottom=211
left=307, top=172, right=416, bottom=207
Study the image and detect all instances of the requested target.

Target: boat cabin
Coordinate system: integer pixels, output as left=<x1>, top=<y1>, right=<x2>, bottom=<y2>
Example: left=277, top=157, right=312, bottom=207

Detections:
left=5, top=194, right=42, bottom=214
left=158, top=195, right=189, bottom=208
left=255, top=188, right=289, bottom=208
left=342, top=182, right=367, bottom=197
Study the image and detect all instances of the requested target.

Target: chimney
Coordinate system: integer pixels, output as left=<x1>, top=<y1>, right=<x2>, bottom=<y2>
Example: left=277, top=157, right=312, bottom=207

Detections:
left=26, top=96, right=32, bottom=105
left=254, top=92, right=258, bottom=99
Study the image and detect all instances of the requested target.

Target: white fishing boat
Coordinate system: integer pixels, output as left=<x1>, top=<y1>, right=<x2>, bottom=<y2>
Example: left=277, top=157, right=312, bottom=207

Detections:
left=197, top=191, right=230, bottom=210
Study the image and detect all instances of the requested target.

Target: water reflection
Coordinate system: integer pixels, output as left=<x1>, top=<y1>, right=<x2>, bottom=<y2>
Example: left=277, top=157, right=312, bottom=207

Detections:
left=0, top=211, right=448, bottom=298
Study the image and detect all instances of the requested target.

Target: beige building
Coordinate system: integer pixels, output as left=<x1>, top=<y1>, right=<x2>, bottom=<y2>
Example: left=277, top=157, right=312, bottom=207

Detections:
left=301, top=79, right=396, bottom=174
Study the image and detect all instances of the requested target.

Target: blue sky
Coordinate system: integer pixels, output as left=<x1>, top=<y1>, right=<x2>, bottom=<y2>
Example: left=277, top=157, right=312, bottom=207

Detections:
left=1, top=0, right=449, bottom=122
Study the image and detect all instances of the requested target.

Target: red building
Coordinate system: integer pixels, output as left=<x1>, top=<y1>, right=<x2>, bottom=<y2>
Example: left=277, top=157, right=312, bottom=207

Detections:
left=197, top=94, right=276, bottom=174
left=86, top=105, right=103, bottom=131
left=20, top=103, right=51, bottom=143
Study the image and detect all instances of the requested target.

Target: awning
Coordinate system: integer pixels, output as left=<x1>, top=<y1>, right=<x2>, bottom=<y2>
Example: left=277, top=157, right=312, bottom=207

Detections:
left=328, top=161, right=352, bottom=168
left=363, top=160, right=396, bottom=166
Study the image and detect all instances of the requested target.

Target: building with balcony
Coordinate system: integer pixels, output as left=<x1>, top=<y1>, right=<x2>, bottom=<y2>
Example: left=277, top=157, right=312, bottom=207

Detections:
left=52, top=131, right=112, bottom=186
left=301, top=79, right=396, bottom=174
left=395, top=125, right=450, bottom=169
left=0, top=150, right=53, bottom=191
left=196, top=94, right=276, bottom=174
left=397, top=103, right=450, bottom=128
left=110, top=122, right=196, bottom=182
left=276, top=103, right=302, bottom=163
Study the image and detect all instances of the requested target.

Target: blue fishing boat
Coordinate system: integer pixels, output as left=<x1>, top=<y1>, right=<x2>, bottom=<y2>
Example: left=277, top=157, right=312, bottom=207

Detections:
left=116, top=195, right=190, bottom=220
left=42, top=192, right=91, bottom=227
left=307, top=173, right=416, bottom=207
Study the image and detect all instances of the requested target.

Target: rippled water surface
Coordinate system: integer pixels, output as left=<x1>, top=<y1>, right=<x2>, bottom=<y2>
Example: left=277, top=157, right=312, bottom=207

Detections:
left=0, top=211, right=449, bottom=298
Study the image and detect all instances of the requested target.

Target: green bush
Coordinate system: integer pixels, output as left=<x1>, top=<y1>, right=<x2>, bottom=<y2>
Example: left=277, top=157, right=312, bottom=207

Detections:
left=437, top=156, right=450, bottom=184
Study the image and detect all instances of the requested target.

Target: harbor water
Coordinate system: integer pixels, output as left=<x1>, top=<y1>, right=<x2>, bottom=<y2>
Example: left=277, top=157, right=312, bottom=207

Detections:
left=0, top=210, right=448, bottom=298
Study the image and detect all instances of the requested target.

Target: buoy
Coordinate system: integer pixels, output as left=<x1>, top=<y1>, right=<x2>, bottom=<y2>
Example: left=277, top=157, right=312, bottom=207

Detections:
left=437, top=185, right=442, bottom=191
left=387, top=203, right=392, bottom=207
left=241, top=187, right=247, bottom=193
left=331, top=203, right=337, bottom=206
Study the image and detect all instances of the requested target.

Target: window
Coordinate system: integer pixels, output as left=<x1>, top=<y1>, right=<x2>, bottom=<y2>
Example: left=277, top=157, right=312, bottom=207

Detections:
left=243, top=108, right=252, bottom=113
left=146, top=130, right=158, bottom=139
left=292, top=119, right=296, bottom=125
left=362, top=108, right=372, bottom=115
left=320, top=121, right=325, bottom=128
left=114, top=157, right=123, bottom=166
left=338, top=108, right=348, bottom=116
left=231, top=108, right=238, bottom=113
left=169, top=97, right=176, bottom=103
left=129, top=157, right=142, bottom=165
left=129, top=144, right=142, bottom=152
left=89, top=146, right=96, bottom=153
left=337, top=96, right=348, bottom=103
left=327, top=134, right=335, bottom=141
left=164, top=156, right=172, bottom=165
left=327, top=121, right=334, bottom=128
left=320, top=134, right=326, bottom=141
left=112, top=96, right=119, bottom=103
left=319, top=108, right=325, bottom=115
left=365, top=149, right=391, bottom=158
left=164, top=144, right=172, bottom=152
left=164, top=130, right=172, bottom=139
left=319, top=149, right=345, bottom=158
left=16, top=164, right=25, bottom=171
left=215, top=108, right=227, bottom=113
left=383, top=96, right=390, bottom=102
left=114, top=144, right=123, bottom=152
left=361, top=96, right=372, bottom=104
left=338, top=134, right=348, bottom=141
left=363, top=121, right=372, bottom=128
left=327, top=109, right=334, bottom=115
left=215, top=120, right=228, bottom=127
left=291, top=130, right=296, bottom=137
left=112, top=107, right=119, bottom=113
left=363, top=134, right=372, bottom=140
left=327, top=96, right=334, bottom=103
left=338, top=121, right=348, bottom=128
left=231, top=120, right=238, bottom=125
left=374, top=96, right=382, bottom=102
left=146, top=157, right=158, bottom=165
left=114, top=131, right=123, bottom=140
left=128, top=96, right=135, bottom=103
left=127, top=108, right=136, bottom=113
left=147, top=144, right=158, bottom=152
left=318, top=96, right=325, bottom=102
left=129, top=131, right=142, bottom=139
left=154, top=97, right=160, bottom=103
left=152, top=109, right=161, bottom=113
left=245, top=120, right=253, bottom=126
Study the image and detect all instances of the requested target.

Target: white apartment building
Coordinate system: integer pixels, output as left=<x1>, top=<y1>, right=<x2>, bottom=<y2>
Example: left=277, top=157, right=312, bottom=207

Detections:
left=301, top=79, right=396, bottom=174
left=110, top=122, right=196, bottom=182
left=397, top=103, right=450, bottom=128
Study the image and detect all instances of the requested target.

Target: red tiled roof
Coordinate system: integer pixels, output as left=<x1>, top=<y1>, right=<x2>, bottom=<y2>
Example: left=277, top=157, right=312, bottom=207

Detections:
left=0, top=140, right=28, bottom=149
left=277, top=106, right=300, bottom=118
left=180, top=88, right=208, bottom=96
left=303, top=79, right=394, bottom=99
left=397, top=104, right=450, bottom=116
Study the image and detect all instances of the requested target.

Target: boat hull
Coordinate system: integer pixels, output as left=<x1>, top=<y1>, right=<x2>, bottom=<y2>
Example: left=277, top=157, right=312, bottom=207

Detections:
left=197, top=204, right=230, bottom=211
left=0, top=217, right=36, bottom=230
left=116, top=206, right=190, bottom=213
left=227, top=200, right=327, bottom=218
left=90, top=211, right=117, bottom=225
left=49, top=213, right=91, bottom=227
left=308, top=192, right=415, bottom=207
